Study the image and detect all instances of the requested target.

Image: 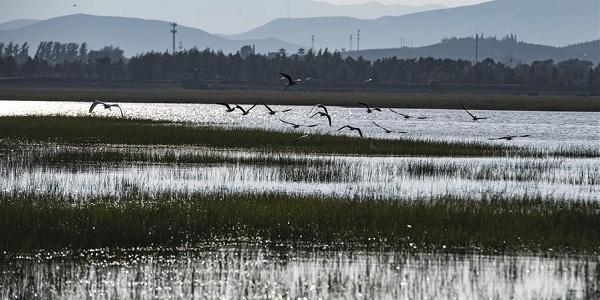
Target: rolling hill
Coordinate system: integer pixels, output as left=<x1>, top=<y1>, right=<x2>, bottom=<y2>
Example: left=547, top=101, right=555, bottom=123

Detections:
left=226, top=0, right=599, bottom=50
left=0, top=14, right=301, bottom=57
left=345, top=37, right=600, bottom=65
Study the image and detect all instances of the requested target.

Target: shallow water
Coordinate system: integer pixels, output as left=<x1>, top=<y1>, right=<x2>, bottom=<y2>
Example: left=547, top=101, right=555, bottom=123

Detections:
left=1, top=246, right=598, bottom=299
left=1, top=100, right=599, bottom=151
left=1, top=145, right=598, bottom=201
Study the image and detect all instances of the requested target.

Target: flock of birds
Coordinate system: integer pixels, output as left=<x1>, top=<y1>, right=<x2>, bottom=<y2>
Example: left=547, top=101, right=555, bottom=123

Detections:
left=88, top=72, right=531, bottom=146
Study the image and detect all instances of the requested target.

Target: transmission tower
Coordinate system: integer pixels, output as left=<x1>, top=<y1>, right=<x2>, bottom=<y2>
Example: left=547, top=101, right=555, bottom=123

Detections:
left=170, top=22, right=178, bottom=54
left=357, top=29, right=360, bottom=51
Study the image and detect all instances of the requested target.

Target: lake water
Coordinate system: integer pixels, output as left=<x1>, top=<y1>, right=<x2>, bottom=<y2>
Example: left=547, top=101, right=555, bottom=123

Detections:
left=1, top=246, right=598, bottom=299
left=1, top=100, right=599, bottom=151
left=1, top=100, right=599, bottom=299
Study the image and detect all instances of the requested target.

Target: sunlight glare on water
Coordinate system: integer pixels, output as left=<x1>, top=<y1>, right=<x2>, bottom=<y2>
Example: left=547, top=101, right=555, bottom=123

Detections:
left=1, top=100, right=598, bottom=151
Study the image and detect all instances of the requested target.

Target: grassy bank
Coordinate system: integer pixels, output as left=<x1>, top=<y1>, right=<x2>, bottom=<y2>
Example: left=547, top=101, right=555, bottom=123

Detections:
left=2, top=86, right=599, bottom=111
left=1, top=191, right=598, bottom=252
left=0, top=115, right=526, bottom=157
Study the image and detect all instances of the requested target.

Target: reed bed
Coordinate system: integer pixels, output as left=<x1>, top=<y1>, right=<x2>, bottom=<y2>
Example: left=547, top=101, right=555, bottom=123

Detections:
left=0, top=115, right=580, bottom=157
left=1, top=191, right=599, bottom=253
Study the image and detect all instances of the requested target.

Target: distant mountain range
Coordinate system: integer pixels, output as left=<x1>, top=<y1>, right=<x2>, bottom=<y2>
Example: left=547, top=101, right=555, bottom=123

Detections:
left=0, top=0, right=444, bottom=35
left=345, top=38, right=600, bottom=65
left=226, top=0, right=599, bottom=50
left=0, top=0, right=598, bottom=64
left=0, top=14, right=302, bottom=57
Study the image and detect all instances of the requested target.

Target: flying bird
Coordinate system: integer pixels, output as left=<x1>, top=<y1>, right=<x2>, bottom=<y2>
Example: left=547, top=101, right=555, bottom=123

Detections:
left=389, top=108, right=427, bottom=119
left=280, top=72, right=302, bottom=89
left=338, top=125, right=363, bottom=137
left=310, top=111, right=332, bottom=126
left=488, top=134, right=531, bottom=140
left=262, top=101, right=292, bottom=115
left=235, top=103, right=258, bottom=115
left=358, top=102, right=381, bottom=113
left=372, top=121, right=406, bottom=134
left=461, top=103, right=487, bottom=121
left=292, top=134, right=311, bottom=144
left=309, top=104, right=329, bottom=116
left=89, top=100, right=124, bottom=117
left=217, top=103, right=237, bottom=112
left=279, top=118, right=318, bottom=128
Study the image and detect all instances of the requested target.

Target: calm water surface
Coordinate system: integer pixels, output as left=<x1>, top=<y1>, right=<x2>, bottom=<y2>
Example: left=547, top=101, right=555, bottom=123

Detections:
left=1, top=246, right=598, bottom=299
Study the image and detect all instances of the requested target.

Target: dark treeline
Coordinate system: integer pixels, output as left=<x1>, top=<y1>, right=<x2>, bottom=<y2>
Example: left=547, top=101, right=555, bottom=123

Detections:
left=1, top=41, right=599, bottom=86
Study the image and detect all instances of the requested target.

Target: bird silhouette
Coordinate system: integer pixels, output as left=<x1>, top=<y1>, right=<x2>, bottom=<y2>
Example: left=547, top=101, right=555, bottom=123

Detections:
left=279, top=118, right=318, bottom=128
left=217, top=103, right=237, bottom=112
left=461, top=103, right=487, bottom=121
left=338, top=125, right=363, bottom=137
left=372, top=121, right=406, bottom=134
left=389, top=108, right=427, bottom=119
left=489, top=134, right=530, bottom=140
left=309, top=104, right=329, bottom=116
left=310, top=111, right=332, bottom=126
left=368, top=138, right=379, bottom=152
left=89, top=100, right=124, bottom=117
left=280, top=72, right=302, bottom=89
left=358, top=102, right=381, bottom=113
left=235, top=103, right=258, bottom=115
left=292, top=134, right=311, bottom=143
left=262, top=101, right=292, bottom=115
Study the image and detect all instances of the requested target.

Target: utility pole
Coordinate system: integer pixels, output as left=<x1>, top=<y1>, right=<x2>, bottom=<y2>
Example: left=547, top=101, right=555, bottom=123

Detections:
left=170, top=22, right=177, bottom=54
left=475, top=31, right=479, bottom=63
left=349, top=34, right=353, bottom=51
left=357, top=29, right=360, bottom=51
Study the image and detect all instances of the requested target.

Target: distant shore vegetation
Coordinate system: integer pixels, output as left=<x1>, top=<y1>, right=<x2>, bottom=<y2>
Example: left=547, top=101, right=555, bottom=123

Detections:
left=1, top=39, right=598, bottom=86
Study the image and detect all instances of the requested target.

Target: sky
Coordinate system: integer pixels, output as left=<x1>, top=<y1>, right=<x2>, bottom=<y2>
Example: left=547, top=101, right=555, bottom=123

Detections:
left=0, top=0, right=486, bottom=34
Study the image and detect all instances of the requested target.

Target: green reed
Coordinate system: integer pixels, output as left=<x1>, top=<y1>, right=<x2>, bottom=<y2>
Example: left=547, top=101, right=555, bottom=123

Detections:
left=0, top=115, right=567, bottom=157
left=1, top=191, right=599, bottom=253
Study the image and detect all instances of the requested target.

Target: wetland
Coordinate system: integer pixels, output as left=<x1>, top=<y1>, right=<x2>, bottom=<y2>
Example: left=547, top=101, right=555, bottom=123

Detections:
left=0, top=91, right=599, bottom=299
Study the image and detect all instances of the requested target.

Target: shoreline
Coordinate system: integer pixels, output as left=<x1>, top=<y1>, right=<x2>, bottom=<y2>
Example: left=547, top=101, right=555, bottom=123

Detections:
left=1, top=79, right=599, bottom=112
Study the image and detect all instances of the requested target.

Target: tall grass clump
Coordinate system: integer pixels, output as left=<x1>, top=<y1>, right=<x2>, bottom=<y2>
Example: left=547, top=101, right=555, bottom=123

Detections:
left=1, top=191, right=599, bottom=253
left=0, top=115, right=550, bottom=157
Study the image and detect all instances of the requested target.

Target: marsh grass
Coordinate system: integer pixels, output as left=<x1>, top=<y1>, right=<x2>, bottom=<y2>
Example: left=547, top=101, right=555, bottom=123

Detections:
left=0, top=115, right=564, bottom=157
left=1, top=191, right=599, bottom=253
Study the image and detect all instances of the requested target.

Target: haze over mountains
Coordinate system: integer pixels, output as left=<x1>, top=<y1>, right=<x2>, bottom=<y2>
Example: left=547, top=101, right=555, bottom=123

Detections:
left=1, top=0, right=598, bottom=63
left=0, top=0, right=444, bottom=35
left=226, top=0, right=599, bottom=49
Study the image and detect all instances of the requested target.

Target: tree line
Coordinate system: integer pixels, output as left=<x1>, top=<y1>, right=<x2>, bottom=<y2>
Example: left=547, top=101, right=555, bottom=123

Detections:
left=1, top=41, right=598, bottom=86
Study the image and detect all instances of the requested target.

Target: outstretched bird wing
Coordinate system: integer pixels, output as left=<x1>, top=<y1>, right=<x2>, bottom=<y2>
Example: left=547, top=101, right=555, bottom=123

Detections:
left=279, top=72, right=293, bottom=84
left=357, top=102, right=369, bottom=109
left=461, top=103, right=476, bottom=119
left=261, top=101, right=275, bottom=113
left=279, top=118, right=297, bottom=126
left=89, top=100, right=103, bottom=113
left=217, top=103, right=233, bottom=110
left=113, top=104, right=124, bottom=117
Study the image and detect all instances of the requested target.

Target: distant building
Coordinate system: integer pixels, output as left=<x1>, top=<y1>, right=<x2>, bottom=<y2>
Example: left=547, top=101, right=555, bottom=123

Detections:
left=240, top=45, right=255, bottom=59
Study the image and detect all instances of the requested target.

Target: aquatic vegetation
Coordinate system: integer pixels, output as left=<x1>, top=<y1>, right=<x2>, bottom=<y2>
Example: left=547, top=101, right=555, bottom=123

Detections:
left=0, top=115, right=548, bottom=157
left=1, top=191, right=599, bottom=252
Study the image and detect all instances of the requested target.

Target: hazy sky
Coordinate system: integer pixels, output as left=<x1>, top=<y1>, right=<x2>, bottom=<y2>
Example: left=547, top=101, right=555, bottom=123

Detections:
left=0, top=0, right=486, bottom=34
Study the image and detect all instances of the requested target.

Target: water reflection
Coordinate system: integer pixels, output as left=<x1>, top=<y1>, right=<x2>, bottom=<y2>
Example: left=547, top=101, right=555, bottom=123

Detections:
left=1, top=246, right=597, bottom=299
left=1, top=145, right=598, bottom=201
left=1, top=100, right=598, bottom=151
